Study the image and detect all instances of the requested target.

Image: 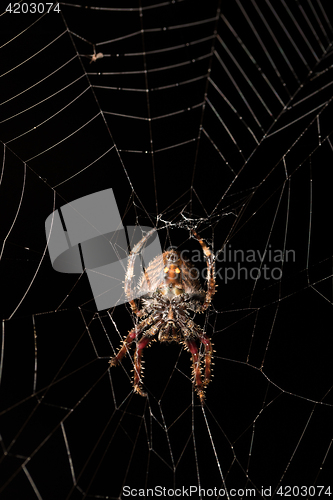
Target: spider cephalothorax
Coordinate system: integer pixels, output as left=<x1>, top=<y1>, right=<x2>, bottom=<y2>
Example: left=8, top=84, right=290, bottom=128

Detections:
left=110, top=230, right=216, bottom=402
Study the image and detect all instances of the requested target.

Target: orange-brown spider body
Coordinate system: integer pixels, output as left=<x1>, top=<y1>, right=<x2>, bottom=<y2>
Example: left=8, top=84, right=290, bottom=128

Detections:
left=110, top=230, right=216, bottom=402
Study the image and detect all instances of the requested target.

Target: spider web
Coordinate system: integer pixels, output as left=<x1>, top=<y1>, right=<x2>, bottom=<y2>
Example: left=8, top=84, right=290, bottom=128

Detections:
left=0, top=0, right=333, bottom=498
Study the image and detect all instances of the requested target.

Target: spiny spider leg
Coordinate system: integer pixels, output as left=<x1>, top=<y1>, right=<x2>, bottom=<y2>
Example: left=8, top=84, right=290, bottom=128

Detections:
left=177, top=316, right=213, bottom=400
left=133, top=319, right=164, bottom=396
left=186, top=339, right=205, bottom=403
left=201, top=334, right=213, bottom=386
left=110, top=314, right=157, bottom=366
left=125, top=228, right=157, bottom=316
left=191, top=231, right=216, bottom=311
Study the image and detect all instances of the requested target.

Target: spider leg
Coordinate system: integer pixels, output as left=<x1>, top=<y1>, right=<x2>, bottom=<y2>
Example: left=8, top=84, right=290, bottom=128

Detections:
left=185, top=339, right=205, bottom=403
left=109, top=315, right=154, bottom=366
left=125, top=228, right=157, bottom=316
left=133, top=319, right=164, bottom=396
left=200, top=334, right=213, bottom=386
left=192, top=231, right=216, bottom=311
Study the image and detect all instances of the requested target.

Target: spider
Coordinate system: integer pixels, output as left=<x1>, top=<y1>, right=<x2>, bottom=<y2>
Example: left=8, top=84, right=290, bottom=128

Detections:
left=109, top=229, right=216, bottom=403
left=89, top=50, right=103, bottom=63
